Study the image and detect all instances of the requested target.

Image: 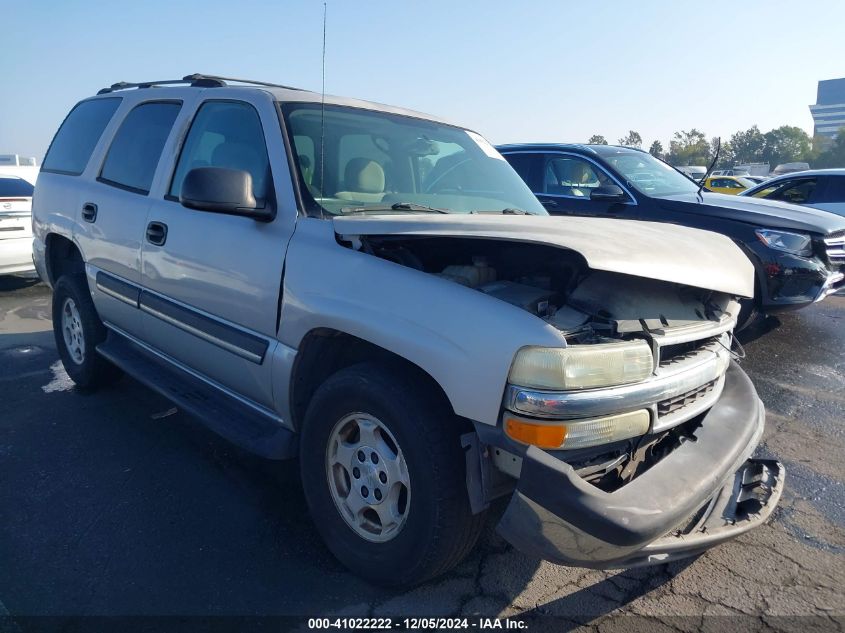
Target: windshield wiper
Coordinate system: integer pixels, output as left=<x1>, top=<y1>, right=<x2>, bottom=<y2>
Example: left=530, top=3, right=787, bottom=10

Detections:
left=470, top=208, right=530, bottom=215
left=340, top=202, right=451, bottom=215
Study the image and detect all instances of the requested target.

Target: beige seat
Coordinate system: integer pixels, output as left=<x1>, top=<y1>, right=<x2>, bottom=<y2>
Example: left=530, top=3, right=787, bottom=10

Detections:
left=335, top=158, right=385, bottom=203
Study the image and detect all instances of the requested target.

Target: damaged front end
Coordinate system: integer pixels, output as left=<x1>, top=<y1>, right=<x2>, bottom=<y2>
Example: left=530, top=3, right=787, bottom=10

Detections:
left=336, top=217, right=783, bottom=568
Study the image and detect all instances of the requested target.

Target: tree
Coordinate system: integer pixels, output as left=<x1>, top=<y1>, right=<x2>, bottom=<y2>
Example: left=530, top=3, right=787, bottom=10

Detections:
left=618, top=130, right=642, bottom=148
left=588, top=134, right=608, bottom=145
left=668, top=129, right=710, bottom=166
left=648, top=140, right=664, bottom=159
left=710, top=137, right=734, bottom=168
left=729, top=125, right=765, bottom=164
left=761, top=125, right=812, bottom=168
left=814, top=127, right=845, bottom=168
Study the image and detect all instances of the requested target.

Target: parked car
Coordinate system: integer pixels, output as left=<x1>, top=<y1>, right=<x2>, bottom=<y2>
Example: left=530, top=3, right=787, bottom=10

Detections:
left=741, top=169, right=845, bottom=218
left=744, top=176, right=769, bottom=185
left=675, top=165, right=707, bottom=182
left=703, top=175, right=757, bottom=195
left=772, top=162, right=810, bottom=176
left=33, top=75, right=783, bottom=585
left=0, top=174, right=36, bottom=276
left=498, top=143, right=845, bottom=325
left=711, top=169, right=750, bottom=177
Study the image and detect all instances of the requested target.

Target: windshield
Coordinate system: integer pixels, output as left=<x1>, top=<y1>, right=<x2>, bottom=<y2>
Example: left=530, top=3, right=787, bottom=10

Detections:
left=736, top=177, right=757, bottom=188
left=596, top=149, right=701, bottom=197
left=281, top=103, right=546, bottom=216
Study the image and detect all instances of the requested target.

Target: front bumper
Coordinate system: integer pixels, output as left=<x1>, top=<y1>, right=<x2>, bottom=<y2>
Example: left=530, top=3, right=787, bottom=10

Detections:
left=496, top=363, right=784, bottom=568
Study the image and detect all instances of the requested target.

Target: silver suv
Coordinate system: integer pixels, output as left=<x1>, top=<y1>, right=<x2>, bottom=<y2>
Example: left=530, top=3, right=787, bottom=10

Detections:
left=32, top=74, right=783, bottom=585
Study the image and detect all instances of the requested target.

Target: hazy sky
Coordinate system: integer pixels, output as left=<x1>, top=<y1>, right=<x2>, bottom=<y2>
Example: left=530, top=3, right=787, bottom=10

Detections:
left=4, top=0, right=845, bottom=160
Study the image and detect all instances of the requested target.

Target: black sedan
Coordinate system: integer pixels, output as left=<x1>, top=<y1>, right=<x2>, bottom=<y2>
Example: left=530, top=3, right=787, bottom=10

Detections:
left=497, top=143, right=845, bottom=326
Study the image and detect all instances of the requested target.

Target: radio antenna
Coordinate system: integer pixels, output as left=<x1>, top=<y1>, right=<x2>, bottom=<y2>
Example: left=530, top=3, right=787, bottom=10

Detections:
left=318, top=1, right=327, bottom=219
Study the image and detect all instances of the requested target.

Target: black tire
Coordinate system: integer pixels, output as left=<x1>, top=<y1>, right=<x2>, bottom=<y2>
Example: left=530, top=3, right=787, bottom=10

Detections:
left=299, top=362, right=485, bottom=586
left=52, top=274, right=120, bottom=389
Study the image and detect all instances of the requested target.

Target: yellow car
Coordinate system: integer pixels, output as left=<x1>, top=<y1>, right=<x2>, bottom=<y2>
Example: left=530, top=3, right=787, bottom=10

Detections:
left=704, top=176, right=757, bottom=195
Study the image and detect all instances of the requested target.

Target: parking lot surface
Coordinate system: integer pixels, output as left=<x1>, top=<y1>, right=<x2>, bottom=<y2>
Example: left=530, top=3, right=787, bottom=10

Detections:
left=1, top=278, right=843, bottom=630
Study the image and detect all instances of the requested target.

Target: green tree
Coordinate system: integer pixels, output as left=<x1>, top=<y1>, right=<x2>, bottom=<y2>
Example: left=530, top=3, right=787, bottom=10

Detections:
left=729, top=125, right=765, bottom=164
left=814, top=128, right=845, bottom=168
left=710, top=137, right=734, bottom=168
left=618, top=130, right=642, bottom=148
left=761, top=125, right=812, bottom=168
left=588, top=134, right=608, bottom=145
left=668, top=129, right=710, bottom=166
left=648, top=140, right=664, bottom=159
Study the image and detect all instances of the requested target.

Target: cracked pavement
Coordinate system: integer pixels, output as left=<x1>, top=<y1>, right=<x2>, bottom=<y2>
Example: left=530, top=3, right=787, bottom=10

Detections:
left=1, top=279, right=843, bottom=630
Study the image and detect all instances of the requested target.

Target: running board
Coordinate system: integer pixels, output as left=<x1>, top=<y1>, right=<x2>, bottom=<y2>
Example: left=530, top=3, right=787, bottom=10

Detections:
left=97, top=333, right=296, bottom=460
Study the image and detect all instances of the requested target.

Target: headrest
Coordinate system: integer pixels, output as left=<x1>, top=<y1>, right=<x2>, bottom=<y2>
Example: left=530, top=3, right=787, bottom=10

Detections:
left=344, top=158, right=385, bottom=193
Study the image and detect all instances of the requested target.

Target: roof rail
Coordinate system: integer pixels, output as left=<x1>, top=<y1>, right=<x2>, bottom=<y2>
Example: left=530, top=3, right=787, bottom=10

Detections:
left=97, top=73, right=302, bottom=95
left=182, top=73, right=303, bottom=91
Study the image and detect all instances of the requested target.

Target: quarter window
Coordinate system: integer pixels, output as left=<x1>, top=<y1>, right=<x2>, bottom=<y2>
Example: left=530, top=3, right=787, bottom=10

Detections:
left=42, top=98, right=121, bottom=176
left=99, top=102, right=182, bottom=194
left=170, top=101, right=271, bottom=204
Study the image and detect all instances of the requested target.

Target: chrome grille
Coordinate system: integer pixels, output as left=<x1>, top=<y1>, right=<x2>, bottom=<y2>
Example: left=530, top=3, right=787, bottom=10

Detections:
left=658, top=336, right=721, bottom=368
left=657, top=379, right=718, bottom=417
left=825, top=231, right=845, bottom=266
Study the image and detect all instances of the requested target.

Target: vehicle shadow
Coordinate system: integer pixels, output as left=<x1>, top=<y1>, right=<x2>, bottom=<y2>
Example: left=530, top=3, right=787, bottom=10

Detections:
left=0, top=275, right=41, bottom=292
left=736, top=313, right=781, bottom=346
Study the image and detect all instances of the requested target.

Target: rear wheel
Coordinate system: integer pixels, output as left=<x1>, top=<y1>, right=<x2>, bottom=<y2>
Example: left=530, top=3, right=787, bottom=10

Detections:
left=52, top=274, right=120, bottom=389
left=299, top=362, right=485, bottom=586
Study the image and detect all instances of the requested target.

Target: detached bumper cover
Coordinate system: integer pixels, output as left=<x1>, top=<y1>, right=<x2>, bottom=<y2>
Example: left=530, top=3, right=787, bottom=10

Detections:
left=497, top=363, right=784, bottom=568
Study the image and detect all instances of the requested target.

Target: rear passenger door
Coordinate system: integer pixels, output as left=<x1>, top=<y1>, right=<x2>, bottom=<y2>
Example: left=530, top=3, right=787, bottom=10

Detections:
left=73, top=99, right=182, bottom=337
left=139, top=95, right=297, bottom=410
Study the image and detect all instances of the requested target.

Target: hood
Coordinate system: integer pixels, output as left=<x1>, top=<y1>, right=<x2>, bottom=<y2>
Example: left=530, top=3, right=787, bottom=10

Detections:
left=334, top=214, right=754, bottom=297
left=661, top=192, right=845, bottom=234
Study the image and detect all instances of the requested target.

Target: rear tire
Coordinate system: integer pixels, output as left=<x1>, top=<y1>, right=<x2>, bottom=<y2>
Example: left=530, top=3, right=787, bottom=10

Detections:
left=52, top=274, right=120, bottom=389
left=299, top=362, right=485, bottom=586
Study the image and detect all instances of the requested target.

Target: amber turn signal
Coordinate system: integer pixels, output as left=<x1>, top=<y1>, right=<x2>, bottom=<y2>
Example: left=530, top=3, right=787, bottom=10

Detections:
left=504, top=417, right=567, bottom=449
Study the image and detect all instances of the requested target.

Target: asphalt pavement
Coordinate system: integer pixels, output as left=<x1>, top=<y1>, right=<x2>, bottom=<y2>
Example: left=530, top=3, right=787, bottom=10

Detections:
left=1, top=278, right=843, bottom=631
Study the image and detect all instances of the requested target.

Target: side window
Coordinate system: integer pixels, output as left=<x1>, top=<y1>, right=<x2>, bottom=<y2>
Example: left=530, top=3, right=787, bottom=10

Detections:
left=42, top=98, right=121, bottom=175
left=769, top=178, right=816, bottom=204
left=99, top=102, right=182, bottom=194
left=543, top=156, right=604, bottom=197
left=292, top=134, right=316, bottom=187
left=503, top=153, right=541, bottom=191
left=170, top=101, right=271, bottom=204
left=711, top=178, right=729, bottom=188
left=817, top=177, right=845, bottom=202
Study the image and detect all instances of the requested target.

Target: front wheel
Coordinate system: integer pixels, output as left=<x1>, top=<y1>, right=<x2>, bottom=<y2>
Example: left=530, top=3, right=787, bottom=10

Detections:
left=51, top=274, right=120, bottom=389
left=299, top=362, right=485, bottom=586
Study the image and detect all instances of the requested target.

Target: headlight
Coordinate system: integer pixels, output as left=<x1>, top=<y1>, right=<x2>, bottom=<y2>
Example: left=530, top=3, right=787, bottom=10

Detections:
left=508, top=341, right=653, bottom=390
left=504, top=409, right=650, bottom=450
left=755, top=229, right=813, bottom=256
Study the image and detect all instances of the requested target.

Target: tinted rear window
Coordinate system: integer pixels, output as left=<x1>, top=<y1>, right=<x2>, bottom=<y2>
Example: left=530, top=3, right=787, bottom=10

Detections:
left=0, top=178, right=35, bottom=197
left=817, top=176, right=845, bottom=203
left=99, top=101, right=182, bottom=194
left=42, top=98, right=121, bottom=175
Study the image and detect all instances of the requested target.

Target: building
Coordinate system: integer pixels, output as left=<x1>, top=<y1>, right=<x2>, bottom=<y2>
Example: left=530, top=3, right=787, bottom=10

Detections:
left=809, top=78, right=845, bottom=142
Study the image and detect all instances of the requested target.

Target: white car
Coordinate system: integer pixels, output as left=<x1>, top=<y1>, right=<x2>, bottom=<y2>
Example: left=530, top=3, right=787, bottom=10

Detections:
left=0, top=174, right=36, bottom=275
left=741, top=168, right=845, bottom=218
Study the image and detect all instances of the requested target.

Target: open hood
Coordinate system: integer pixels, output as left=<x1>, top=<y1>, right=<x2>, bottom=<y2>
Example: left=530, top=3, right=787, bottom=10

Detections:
left=334, top=214, right=754, bottom=297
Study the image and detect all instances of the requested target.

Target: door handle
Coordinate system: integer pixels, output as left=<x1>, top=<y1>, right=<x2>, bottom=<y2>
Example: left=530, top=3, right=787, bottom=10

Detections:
left=146, top=221, right=168, bottom=246
left=81, top=202, right=98, bottom=223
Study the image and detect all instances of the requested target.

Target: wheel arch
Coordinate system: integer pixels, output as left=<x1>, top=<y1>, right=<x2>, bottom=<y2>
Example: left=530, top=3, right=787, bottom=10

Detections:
left=289, top=328, right=457, bottom=431
left=45, top=233, right=85, bottom=285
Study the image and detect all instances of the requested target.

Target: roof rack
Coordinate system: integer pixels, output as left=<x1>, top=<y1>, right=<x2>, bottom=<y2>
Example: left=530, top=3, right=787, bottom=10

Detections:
left=97, top=73, right=303, bottom=95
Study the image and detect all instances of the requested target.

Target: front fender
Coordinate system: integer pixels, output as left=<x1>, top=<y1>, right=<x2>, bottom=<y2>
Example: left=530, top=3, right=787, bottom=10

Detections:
left=278, top=218, right=567, bottom=426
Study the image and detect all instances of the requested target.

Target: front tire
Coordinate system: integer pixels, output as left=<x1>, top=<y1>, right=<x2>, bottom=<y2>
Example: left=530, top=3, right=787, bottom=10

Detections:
left=299, top=362, right=485, bottom=586
left=52, top=274, right=119, bottom=389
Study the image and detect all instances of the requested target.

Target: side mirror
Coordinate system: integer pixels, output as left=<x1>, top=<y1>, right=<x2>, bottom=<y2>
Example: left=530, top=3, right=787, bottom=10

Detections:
left=589, top=184, right=627, bottom=202
left=180, top=167, right=272, bottom=220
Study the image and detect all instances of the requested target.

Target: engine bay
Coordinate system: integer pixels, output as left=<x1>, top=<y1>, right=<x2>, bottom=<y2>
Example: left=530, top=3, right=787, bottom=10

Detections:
left=357, top=235, right=736, bottom=342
